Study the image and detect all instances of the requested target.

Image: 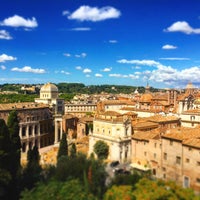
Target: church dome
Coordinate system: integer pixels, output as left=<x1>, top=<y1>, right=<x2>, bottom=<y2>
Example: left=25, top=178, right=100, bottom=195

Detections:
left=40, top=83, right=58, bottom=92
left=140, top=93, right=153, bottom=102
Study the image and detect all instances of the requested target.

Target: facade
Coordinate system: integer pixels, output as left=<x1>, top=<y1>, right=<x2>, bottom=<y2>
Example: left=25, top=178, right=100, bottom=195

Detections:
left=131, top=127, right=200, bottom=193
left=65, top=102, right=96, bottom=118
left=35, top=82, right=65, bottom=144
left=89, top=111, right=132, bottom=163
left=35, top=82, right=64, bottom=115
left=0, top=102, right=54, bottom=152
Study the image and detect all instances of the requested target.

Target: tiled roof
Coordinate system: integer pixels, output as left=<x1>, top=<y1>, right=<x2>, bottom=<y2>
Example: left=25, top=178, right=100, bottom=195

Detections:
left=183, top=138, right=200, bottom=149
left=146, top=115, right=180, bottom=123
left=132, top=130, right=160, bottom=141
left=0, top=102, right=49, bottom=111
left=162, top=127, right=200, bottom=142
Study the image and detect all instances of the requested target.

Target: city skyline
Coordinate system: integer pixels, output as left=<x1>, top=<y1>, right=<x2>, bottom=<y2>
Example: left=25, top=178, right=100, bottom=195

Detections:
left=0, top=0, right=200, bottom=88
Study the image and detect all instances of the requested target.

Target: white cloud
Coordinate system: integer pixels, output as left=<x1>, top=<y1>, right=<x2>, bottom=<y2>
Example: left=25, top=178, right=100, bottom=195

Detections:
left=162, top=44, right=177, bottom=50
left=75, top=52, right=87, bottom=58
left=62, top=10, right=70, bottom=16
left=109, top=73, right=139, bottom=79
left=67, top=5, right=121, bottom=22
left=63, top=53, right=71, bottom=57
left=11, top=66, right=46, bottom=73
left=0, top=30, right=12, bottom=40
left=109, top=73, right=122, bottom=77
left=76, top=66, right=82, bottom=70
left=83, top=68, right=92, bottom=73
left=95, top=73, right=103, bottom=77
left=61, top=70, right=70, bottom=75
left=159, top=57, right=190, bottom=60
left=102, top=67, right=112, bottom=72
left=109, top=40, right=118, bottom=43
left=0, top=15, right=38, bottom=28
left=0, top=54, right=17, bottom=62
left=0, top=65, right=6, bottom=70
left=165, top=21, right=200, bottom=34
left=71, top=27, right=91, bottom=31
left=117, top=59, right=160, bottom=66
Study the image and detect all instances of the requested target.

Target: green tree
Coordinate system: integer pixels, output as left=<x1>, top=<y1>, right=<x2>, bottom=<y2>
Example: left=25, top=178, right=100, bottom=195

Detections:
left=70, top=143, right=77, bottom=158
left=93, top=140, right=109, bottom=160
left=0, top=119, right=12, bottom=199
left=132, top=178, right=197, bottom=200
left=104, top=185, right=136, bottom=200
left=22, top=145, right=42, bottom=190
left=20, top=179, right=97, bottom=200
left=0, top=119, right=11, bottom=170
left=7, top=110, right=21, bottom=180
left=57, top=133, right=68, bottom=161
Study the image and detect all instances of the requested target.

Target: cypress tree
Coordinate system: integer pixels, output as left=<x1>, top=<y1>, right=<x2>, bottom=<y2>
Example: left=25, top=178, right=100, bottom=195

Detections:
left=70, top=142, right=77, bottom=158
left=0, top=119, right=12, bottom=199
left=22, top=145, right=41, bottom=190
left=0, top=119, right=11, bottom=170
left=57, top=133, right=68, bottom=161
left=7, top=110, right=21, bottom=179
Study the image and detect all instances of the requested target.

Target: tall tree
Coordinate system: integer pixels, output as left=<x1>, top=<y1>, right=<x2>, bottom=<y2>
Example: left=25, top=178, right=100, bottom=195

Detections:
left=7, top=110, right=21, bottom=179
left=0, top=119, right=12, bottom=170
left=0, top=119, right=12, bottom=199
left=70, top=143, right=76, bottom=158
left=57, top=133, right=68, bottom=161
left=22, top=145, right=42, bottom=190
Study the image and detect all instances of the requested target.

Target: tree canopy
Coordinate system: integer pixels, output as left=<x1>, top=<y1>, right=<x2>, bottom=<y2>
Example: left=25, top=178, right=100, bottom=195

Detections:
left=93, top=140, right=109, bottom=160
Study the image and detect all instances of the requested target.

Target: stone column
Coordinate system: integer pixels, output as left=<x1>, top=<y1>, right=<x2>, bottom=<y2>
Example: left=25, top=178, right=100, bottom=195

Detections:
left=54, top=120, right=59, bottom=144
left=26, top=125, right=29, bottom=138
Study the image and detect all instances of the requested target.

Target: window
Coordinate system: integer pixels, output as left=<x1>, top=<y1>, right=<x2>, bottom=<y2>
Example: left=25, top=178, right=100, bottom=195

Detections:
left=170, top=140, right=173, bottom=146
left=162, top=167, right=166, bottom=171
left=164, top=153, right=167, bottom=160
left=144, top=151, right=147, bottom=156
left=183, top=176, right=190, bottom=188
left=197, top=161, right=200, bottom=166
left=185, top=158, right=190, bottom=163
left=163, top=174, right=166, bottom=179
left=154, top=143, right=157, bottom=148
left=176, top=156, right=181, bottom=164
left=196, top=178, right=200, bottom=183
left=154, top=153, right=156, bottom=159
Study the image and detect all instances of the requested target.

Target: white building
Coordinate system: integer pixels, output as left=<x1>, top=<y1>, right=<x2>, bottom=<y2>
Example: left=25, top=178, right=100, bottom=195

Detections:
left=89, top=111, right=132, bottom=163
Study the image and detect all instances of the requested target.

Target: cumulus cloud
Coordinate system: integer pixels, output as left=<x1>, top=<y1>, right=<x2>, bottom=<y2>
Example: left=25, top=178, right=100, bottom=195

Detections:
left=109, top=73, right=139, bottom=79
left=0, top=15, right=38, bottom=28
left=63, top=53, right=71, bottom=57
left=75, top=52, right=87, bottom=58
left=144, top=63, right=200, bottom=87
left=159, top=57, right=190, bottom=60
left=83, top=68, right=92, bottom=73
left=109, top=40, right=118, bottom=43
left=62, top=10, right=70, bottom=16
left=165, top=21, right=200, bottom=34
left=0, top=30, right=12, bottom=40
left=71, top=27, right=91, bottom=31
left=162, top=44, right=177, bottom=50
left=76, top=66, right=82, bottom=70
left=117, top=59, right=160, bottom=66
left=67, top=5, right=121, bottom=22
left=0, top=54, right=17, bottom=62
left=102, top=67, right=112, bottom=72
left=95, top=73, right=103, bottom=77
left=11, top=66, right=46, bottom=73
left=61, top=70, right=70, bottom=75
left=0, top=65, right=6, bottom=70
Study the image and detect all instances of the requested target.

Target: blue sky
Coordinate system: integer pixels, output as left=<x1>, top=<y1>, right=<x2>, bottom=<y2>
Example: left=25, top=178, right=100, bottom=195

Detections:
left=1, top=0, right=200, bottom=88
